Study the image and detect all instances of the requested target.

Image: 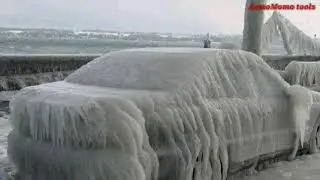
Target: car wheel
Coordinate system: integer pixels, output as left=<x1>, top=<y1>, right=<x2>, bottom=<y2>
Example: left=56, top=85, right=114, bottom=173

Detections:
left=309, top=122, right=320, bottom=154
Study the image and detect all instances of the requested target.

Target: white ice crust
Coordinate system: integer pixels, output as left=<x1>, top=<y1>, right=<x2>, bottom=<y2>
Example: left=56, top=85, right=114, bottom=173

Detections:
left=285, top=61, right=320, bottom=87
left=7, top=48, right=314, bottom=180
left=262, top=12, right=320, bottom=55
left=242, top=0, right=266, bottom=55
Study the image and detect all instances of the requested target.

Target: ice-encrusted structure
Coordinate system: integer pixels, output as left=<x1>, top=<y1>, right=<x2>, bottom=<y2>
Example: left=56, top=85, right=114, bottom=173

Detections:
left=242, top=0, right=266, bottom=55
left=7, top=48, right=315, bottom=180
left=286, top=85, right=313, bottom=149
left=262, top=11, right=320, bottom=55
left=285, top=61, right=320, bottom=87
left=261, top=12, right=281, bottom=52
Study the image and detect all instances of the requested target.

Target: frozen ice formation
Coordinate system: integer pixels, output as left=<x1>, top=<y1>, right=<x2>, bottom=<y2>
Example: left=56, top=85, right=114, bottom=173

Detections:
left=242, top=0, right=266, bottom=55
left=286, top=85, right=313, bottom=149
left=261, top=11, right=281, bottom=53
left=7, top=48, right=315, bottom=180
left=285, top=61, right=320, bottom=87
left=262, top=11, right=320, bottom=55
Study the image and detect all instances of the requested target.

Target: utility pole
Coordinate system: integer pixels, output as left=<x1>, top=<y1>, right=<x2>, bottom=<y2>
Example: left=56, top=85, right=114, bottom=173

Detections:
left=241, top=0, right=266, bottom=55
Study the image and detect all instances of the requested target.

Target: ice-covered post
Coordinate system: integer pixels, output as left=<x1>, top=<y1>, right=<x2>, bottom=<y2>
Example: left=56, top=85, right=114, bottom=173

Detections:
left=241, top=0, right=266, bottom=55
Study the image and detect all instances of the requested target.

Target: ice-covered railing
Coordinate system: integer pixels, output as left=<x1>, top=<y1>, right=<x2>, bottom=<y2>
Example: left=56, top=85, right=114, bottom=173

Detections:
left=262, top=11, right=320, bottom=55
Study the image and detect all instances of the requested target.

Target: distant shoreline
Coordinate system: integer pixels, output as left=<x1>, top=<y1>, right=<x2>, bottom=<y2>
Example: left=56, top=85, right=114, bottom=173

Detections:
left=0, top=27, right=242, bottom=37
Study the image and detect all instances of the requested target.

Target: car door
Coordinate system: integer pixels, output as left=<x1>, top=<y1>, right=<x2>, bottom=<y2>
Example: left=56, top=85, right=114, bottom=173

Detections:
left=207, top=57, right=294, bottom=165
left=249, top=63, right=295, bottom=155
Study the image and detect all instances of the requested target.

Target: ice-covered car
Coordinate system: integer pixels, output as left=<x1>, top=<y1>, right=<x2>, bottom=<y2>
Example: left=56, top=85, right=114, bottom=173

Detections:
left=283, top=61, right=320, bottom=91
left=7, top=48, right=320, bottom=180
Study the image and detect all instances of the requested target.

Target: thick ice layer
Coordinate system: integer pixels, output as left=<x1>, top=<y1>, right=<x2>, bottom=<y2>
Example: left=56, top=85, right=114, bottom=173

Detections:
left=286, top=85, right=313, bottom=148
left=285, top=61, right=320, bottom=87
left=261, top=12, right=281, bottom=52
left=242, top=0, right=266, bottom=55
left=7, top=48, right=314, bottom=180
left=262, top=12, right=320, bottom=55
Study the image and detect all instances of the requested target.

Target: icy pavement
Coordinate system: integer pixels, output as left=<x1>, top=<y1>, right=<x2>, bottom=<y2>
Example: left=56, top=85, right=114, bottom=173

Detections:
left=243, top=154, right=320, bottom=180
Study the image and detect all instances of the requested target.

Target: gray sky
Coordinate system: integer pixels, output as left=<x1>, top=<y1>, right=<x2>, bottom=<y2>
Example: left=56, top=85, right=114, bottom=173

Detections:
left=1, top=0, right=320, bottom=35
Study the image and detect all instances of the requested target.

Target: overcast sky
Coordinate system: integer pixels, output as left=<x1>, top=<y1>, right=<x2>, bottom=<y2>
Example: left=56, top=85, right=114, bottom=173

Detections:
left=0, top=0, right=319, bottom=36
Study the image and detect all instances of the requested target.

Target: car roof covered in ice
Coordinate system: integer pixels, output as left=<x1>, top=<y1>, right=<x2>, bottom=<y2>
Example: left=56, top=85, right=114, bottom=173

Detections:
left=65, top=48, right=287, bottom=95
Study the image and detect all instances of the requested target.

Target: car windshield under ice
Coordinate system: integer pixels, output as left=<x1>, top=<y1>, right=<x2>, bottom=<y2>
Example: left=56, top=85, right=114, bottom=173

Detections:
left=65, top=48, right=205, bottom=91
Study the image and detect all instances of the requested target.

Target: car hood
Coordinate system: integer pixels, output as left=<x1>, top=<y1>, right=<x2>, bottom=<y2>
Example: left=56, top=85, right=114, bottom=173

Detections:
left=8, top=81, right=161, bottom=180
